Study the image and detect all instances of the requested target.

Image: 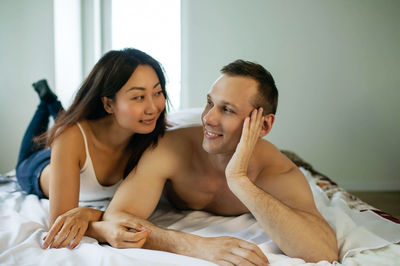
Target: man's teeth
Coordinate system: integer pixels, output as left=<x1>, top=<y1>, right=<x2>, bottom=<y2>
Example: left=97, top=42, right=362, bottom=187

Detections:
left=207, top=131, right=221, bottom=136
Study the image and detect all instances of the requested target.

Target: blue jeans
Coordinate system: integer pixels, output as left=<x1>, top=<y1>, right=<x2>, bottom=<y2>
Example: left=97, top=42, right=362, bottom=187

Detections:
left=16, top=100, right=63, bottom=198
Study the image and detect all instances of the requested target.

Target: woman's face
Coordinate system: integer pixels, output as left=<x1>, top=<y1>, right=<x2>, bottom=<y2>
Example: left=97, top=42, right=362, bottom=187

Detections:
left=110, top=64, right=166, bottom=134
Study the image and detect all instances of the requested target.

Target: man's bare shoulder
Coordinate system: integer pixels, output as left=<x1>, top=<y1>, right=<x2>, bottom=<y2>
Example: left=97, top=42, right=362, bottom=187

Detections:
left=157, top=125, right=203, bottom=152
left=254, top=138, right=296, bottom=175
left=254, top=139, right=320, bottom=216
left=136, top=125, right=203, bottom=175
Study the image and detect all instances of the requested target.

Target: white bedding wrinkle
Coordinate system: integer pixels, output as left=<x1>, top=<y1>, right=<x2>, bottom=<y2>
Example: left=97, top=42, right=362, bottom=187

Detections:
left=1, top=167, right=400, bottom=265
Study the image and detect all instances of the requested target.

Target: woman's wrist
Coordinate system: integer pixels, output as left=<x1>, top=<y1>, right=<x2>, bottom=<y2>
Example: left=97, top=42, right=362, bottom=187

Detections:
left=86, top=221, right=107, bottom=242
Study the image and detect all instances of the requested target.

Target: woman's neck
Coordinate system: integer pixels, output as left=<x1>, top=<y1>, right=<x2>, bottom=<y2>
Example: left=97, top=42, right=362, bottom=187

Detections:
left=84, top=117, right=133, bottom=152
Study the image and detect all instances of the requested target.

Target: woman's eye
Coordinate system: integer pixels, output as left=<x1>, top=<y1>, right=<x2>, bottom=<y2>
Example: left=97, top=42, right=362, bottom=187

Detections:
left=132, top=96, right=144, bottom=100
left=155, top=90, right=163, bottom=96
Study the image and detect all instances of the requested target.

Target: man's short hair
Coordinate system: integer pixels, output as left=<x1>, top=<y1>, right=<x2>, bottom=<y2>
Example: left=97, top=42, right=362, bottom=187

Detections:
left=221, top=60, right=278, bottom=115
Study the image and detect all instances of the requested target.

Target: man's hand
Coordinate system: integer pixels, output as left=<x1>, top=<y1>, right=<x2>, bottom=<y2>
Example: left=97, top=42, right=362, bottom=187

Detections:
left=97, top=219, right=151, bottom=249
left=225, top=108, right=264, bottom=182
left=193, top=236, right=269, bottom=266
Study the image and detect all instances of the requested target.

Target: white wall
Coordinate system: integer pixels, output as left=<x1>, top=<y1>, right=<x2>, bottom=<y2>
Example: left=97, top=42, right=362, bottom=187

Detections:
left=1, top=0, right=399, bottom=191
left=0, top=0, right=55, bottom=173
left=181, top=0, right=400, bottom=190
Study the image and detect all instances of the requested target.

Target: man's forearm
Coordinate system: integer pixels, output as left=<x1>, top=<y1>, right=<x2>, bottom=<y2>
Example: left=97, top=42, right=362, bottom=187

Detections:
left=103, top=211, right=269, bottom=265
left=103, top=211, right=198, bottom=255
left=229, top=177, right=338, bottom=262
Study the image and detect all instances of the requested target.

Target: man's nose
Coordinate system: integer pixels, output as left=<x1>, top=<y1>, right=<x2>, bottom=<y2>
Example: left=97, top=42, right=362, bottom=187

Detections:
left=202, top=107, right=219, bottom=127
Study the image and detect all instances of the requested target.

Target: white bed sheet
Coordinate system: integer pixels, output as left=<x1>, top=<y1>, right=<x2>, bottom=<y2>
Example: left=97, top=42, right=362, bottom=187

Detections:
left=1, top=167, right=400, bottom=266
left=2, top=108, right=400, bottom=265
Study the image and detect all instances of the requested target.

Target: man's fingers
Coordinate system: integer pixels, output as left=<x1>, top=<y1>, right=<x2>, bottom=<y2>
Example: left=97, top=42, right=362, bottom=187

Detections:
left=112, top=237, right=148, bottom=249
left=251, top=108, right=263, bottom=134
left=239, top=242, right=269, bottom=264
left=122, top=229, right=150, bottom=243
left=133, top=237, right=147, bottom=248
left=120, top=221, right=149, bottom=232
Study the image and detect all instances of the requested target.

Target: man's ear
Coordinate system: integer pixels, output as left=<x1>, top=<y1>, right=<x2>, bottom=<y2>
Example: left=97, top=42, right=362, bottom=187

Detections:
left=260, top=114, right=275, bottom=138
left=101, top=96, right=114, bottom=114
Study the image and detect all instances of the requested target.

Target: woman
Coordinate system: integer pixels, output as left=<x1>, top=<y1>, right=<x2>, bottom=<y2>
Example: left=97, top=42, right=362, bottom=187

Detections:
left=16, top=48, right=169, bottom=249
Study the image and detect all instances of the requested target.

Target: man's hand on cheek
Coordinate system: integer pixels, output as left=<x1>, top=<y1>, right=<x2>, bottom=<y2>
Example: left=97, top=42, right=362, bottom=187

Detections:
left=225, top=108, right=264, bottom=187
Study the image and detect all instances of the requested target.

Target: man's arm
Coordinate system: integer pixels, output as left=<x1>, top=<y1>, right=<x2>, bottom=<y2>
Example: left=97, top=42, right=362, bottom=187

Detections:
left=103, top=132, right=269, bottom=265
left=225, top=109, right=338, bottom=262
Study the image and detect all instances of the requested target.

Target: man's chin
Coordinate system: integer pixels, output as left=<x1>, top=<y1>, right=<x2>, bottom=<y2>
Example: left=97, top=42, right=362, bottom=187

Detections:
left=202, top=141, right=223, bottom=154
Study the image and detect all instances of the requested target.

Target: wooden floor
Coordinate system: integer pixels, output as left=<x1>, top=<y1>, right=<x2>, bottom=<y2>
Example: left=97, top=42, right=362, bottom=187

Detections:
left=349, top=191, right=400, bottom=219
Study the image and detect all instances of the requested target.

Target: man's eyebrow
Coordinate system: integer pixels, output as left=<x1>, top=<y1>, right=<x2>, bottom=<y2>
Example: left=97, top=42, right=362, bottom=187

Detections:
left=126, top=82, right=161, bottom=92
left=207, top=94, right=238, bottom=110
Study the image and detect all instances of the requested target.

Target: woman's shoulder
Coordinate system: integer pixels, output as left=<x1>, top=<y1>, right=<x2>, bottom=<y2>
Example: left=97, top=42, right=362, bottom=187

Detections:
left=51, top=123, right=86, bottom=158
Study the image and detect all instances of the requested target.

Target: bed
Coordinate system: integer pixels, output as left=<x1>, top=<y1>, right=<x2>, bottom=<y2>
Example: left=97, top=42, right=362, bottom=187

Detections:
left=1, top=109, right=399, bottom=265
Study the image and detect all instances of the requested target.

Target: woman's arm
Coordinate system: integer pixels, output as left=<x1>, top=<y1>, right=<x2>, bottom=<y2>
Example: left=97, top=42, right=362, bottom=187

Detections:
left=42, top=126, right=97, bottom=249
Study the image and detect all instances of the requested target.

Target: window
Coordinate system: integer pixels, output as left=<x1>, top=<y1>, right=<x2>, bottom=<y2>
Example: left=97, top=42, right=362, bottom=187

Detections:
left=112, top=0, right=181, bottom=110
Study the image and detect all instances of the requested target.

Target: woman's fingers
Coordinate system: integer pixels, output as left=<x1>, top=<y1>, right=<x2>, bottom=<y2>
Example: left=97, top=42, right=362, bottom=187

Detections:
left=51, top=220, right=74, bottom=248
left=239, top=241, right=269, bottom=263
left=58, top=224, right=79, bottom=248
left=69, top=226, right=87, bottom=249
left=42, top=217, right=65, bottom=249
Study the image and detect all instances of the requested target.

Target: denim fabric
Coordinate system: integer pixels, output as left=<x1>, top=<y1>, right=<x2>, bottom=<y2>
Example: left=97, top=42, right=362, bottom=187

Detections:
left=16, top=149, right=50, bottom=198
left=16, top=100, right=63, bottom=198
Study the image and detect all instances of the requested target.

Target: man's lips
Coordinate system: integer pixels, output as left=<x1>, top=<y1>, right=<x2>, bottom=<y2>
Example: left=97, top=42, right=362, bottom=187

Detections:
left=204, top=129, right=223, bottom=139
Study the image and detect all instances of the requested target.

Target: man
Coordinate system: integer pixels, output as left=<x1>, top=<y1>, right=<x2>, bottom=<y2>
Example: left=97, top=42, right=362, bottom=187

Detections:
left=97, top=60, right=338, bottom=265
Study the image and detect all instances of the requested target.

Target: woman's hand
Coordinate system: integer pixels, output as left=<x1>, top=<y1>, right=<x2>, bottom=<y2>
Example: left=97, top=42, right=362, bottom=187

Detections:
left=225, top=108, right=264, bottom=183
left=42, top=207, right=99, bottom=249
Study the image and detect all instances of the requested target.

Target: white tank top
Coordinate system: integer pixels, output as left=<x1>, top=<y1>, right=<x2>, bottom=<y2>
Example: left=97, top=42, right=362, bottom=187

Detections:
left=76, top=123, right=123, bottom=202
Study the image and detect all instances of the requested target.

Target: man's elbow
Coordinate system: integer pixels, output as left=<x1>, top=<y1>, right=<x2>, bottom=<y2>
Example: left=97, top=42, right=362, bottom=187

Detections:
left=307, top=244, right=338, bottom=263
left=314, top=252, right=338, bottom=264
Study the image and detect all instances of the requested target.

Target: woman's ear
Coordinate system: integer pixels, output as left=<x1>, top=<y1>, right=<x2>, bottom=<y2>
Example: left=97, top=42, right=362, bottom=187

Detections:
left=259, top=114, right=275, bottom=138
left=101, top=96, right=114, bottom=114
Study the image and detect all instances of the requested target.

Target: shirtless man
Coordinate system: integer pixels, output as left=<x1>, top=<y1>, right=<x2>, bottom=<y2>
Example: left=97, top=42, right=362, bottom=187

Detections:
left=99, top=60, right=338, bottom=265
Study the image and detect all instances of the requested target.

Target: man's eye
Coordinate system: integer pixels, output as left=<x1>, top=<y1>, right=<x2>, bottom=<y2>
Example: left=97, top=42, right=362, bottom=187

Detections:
left=223, top=107, right=232, bottom=113
left=207, top=100, right=213, bottom=106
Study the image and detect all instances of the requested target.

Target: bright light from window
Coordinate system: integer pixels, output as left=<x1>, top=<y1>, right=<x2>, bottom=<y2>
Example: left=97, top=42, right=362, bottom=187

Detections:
left=112, top=0, right=181, bottom=110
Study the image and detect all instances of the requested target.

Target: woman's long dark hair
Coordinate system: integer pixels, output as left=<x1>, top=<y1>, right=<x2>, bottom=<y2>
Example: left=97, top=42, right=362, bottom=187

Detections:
left=45, top=48, right=169, bottom=177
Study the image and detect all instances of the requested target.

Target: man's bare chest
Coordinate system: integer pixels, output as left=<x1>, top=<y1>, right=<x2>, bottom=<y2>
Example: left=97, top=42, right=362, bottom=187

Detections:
left=166, top=171, right=249, bottom=215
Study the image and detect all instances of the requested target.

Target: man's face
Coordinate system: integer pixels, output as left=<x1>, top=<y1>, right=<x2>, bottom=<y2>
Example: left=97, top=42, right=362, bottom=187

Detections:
left=201, top=74, right=259, bottom=155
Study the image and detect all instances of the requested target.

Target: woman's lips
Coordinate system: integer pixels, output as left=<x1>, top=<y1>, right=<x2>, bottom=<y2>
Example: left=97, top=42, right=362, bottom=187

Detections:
left=141, top=118, right=156, bottom=125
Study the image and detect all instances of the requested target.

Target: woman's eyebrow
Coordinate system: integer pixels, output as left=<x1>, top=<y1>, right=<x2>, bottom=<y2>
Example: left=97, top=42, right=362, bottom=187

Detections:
left=126, top=82, right=160, bottom=92
left=153, top=82, right=161, bottom=89
left=127, top=87, right=145, bottom=92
